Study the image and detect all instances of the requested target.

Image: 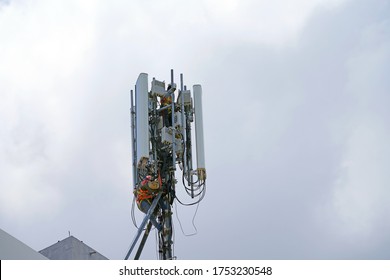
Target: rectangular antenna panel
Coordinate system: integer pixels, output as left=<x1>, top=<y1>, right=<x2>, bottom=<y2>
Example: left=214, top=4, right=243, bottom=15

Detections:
left=161, top=126, right=174, bottom=144
left=174, top=111, right=182, bottom=129
left=136, top=73, right=150, bottom=162
left=193, top=85, right=205, bottom=169
left=151, top=79, right=167, bottom=97
left=177, top=90, right=192, bottom=106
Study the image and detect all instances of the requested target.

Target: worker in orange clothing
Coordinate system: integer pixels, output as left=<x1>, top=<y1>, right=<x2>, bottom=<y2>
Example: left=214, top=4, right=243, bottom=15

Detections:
left=134, top=175, right=162, bottom=231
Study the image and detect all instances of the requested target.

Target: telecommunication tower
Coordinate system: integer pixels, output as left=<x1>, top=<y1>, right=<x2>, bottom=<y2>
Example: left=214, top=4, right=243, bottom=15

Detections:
left=125, top=70, right=207, bottom=260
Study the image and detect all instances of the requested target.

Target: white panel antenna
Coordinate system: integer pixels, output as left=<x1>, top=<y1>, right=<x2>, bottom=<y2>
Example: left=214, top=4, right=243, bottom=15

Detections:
left=193, top=84, right=206, bottom=181
left=135, top=73, right=149, bottom=164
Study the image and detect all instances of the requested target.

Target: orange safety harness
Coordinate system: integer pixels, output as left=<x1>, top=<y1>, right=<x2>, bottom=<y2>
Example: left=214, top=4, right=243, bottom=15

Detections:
left=135, top=172, right=162, bottom=204
left=136, top=188, right=154, bottom=203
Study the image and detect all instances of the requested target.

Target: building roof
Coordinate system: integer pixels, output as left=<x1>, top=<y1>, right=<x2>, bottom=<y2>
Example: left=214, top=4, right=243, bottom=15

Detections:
left=39, top=235, right=108, bottom=260
left=0, top=228, right=48, bottom=260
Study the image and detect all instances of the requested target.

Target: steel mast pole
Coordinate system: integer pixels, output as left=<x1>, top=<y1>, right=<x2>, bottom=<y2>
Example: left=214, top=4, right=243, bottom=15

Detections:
left=158, top=69, right=175, bottom=260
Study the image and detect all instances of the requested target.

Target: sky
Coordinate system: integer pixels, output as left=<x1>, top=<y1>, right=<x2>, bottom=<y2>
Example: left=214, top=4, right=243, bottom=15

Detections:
left=0, top=0, right=390, bottom=260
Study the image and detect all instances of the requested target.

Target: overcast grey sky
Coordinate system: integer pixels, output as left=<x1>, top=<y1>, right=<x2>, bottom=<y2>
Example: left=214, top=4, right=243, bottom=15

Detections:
left=1, top=0, right=390, bottom=259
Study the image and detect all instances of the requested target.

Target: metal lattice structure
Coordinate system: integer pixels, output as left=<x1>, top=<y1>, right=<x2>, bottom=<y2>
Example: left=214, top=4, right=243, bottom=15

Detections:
left=125, top=70, right=206, bottom=260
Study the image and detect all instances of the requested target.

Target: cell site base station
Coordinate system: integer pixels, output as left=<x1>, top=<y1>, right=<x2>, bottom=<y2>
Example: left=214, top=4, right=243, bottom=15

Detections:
left=125, top=70, right=207, bottom=260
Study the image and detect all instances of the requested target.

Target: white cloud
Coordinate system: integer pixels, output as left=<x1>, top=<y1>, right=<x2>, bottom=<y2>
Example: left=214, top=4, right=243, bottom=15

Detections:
left=330, top=16, right=390, bottom=239
left=332, top=119, right=390, bottom=237
left=0, top=0, right=98, bottom=221
left=201, top=0, right=350, bottom=46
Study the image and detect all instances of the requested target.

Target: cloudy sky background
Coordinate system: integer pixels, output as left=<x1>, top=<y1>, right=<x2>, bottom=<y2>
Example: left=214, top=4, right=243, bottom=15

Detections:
left=1, top=0, right=390, bottom=259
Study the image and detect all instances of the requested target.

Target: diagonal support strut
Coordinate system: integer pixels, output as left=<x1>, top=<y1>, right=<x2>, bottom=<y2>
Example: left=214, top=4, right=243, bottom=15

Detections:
left=134, top=221, right=152, bottom=260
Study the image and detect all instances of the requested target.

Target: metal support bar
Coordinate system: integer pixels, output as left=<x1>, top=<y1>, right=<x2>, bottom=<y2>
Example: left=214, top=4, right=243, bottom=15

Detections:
left=124, top=192, right=162, bottom=260
left=157, top=104, right=172, bottom=113
left=130, top=89, right=136, bottom=188
left=179, top=74, right=192, bottom=197
left=134, top=221, right=152, bottom=260
left=171, top=70, right=176, bottom=171
left=160, top=197, right=173, bottom=259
